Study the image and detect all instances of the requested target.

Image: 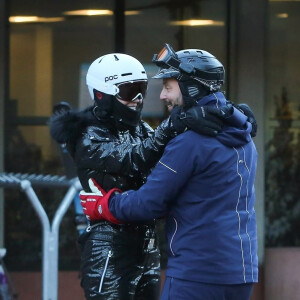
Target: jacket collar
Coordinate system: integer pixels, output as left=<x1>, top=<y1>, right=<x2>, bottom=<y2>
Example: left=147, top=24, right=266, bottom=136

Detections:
left=197, top=92, right=226, bottom=107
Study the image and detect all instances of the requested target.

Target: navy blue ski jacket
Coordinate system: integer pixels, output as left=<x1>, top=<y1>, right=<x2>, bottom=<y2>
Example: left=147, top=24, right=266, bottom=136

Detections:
left=109, top=92, right=258, bottom=285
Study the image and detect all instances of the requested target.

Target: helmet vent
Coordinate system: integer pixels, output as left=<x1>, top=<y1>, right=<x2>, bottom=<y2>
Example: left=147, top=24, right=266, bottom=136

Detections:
left=188, top=86, right=199, bottom=97
left=196, top=50, right=203, bottom=54
left=121, top=73, right=132, bottom=77
left=142, top=71, right=146, bottom=74
left=114, top=55, right=119, bottom=61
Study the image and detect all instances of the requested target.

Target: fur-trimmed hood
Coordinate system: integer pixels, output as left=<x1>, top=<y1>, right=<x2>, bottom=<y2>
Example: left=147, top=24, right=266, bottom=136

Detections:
left=49, top=106, right=99, bottom=144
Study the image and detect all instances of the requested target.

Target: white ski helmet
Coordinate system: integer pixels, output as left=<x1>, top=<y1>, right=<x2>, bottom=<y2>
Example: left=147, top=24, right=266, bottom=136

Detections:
left=86, top=53, right=148, bottom=100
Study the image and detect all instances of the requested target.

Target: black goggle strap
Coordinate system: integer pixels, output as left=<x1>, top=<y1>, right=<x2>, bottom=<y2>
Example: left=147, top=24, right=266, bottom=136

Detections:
left=193, top=68, right=224, bottom=81
left=153, top=43, right=224, bottom=81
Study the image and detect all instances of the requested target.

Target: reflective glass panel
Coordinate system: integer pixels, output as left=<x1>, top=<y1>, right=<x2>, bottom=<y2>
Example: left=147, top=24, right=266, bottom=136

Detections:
left=265, top=0, right=300, bottom=247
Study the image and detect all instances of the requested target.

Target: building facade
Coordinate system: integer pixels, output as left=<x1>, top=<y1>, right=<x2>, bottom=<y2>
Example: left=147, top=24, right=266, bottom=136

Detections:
left=0, top=0, right=299, bottom=299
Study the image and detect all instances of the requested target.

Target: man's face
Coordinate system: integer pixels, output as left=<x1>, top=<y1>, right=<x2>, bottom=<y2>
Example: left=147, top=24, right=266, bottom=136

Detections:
left=160, top=78, right=183, bottom=112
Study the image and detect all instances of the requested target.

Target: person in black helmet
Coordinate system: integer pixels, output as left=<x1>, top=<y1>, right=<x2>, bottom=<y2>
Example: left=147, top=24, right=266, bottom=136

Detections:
left=153, top=44, right=257, bottom=136
left=79, top=44, right=258, bottom=300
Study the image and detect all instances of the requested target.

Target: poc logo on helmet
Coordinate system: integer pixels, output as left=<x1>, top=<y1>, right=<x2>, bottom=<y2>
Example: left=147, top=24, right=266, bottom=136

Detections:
left=105, top=75, right=118, bottom=82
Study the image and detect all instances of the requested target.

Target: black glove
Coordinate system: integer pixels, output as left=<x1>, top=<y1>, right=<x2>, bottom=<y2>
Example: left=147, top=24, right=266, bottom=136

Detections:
left=235, top=103, right=257, bottom=137
left=170, top=105, right=230, bottom=137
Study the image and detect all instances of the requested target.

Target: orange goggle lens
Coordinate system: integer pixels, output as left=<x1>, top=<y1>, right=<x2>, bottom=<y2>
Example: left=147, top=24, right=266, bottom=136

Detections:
left=156, top=46, right=169, bottom=61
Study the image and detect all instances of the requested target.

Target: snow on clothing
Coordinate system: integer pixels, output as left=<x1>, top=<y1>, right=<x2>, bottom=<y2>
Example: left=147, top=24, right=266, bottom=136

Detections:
left=109, top=92, right=258, bottom=285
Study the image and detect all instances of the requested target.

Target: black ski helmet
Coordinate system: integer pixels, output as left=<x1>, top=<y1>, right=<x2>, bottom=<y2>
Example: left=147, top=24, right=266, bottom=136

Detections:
left=152, top=44, right=225, bottom=106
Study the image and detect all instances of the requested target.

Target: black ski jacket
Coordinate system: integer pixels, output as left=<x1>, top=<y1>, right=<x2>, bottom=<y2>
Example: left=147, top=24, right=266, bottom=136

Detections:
left=50, top=106, right=176, bottom=192
left=50, top=105, right=176, bottom=299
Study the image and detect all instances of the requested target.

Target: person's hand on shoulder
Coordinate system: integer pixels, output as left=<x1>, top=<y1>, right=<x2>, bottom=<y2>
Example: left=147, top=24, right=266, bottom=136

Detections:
left=170, top=105, right=225, bottom=137
left=170, top=102, right=257, bottom=138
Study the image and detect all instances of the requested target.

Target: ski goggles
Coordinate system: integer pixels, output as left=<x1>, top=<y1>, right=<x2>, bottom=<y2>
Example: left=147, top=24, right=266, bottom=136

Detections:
left=152, top=43, right=181, bottom=69
left=152, top=43, right=194, bottom=75
left=116, top=80, right=148, bottom=101
left=153, top=43, right=223, bottom=80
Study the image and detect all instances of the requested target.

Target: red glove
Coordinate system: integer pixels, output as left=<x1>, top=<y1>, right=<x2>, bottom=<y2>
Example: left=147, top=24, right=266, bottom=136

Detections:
left=80, top=178, right=122, bottom=223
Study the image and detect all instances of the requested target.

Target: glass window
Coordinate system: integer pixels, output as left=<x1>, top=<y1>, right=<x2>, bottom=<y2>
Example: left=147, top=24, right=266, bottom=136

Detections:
left=265, top=0, right=300, bottom=247
left=125, top=0, right=227, bottom=119
left=6, top=0, right=227, bottom=270
left=7, top=0, right=114, bottom=270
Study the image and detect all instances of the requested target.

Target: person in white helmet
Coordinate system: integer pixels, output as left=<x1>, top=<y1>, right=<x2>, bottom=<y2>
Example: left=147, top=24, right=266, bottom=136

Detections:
left=50, top=52, right=254, bottom=300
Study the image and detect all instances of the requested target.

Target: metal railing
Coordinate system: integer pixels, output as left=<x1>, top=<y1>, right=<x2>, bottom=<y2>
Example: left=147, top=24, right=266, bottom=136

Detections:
left=0, top=172, right=82, bottom=300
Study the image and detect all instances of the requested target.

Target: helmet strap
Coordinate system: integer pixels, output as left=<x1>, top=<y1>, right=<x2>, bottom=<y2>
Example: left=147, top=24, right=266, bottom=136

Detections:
left=93, top=89, right=114, bottom=118
left=178, top=80, right=209, bottom=108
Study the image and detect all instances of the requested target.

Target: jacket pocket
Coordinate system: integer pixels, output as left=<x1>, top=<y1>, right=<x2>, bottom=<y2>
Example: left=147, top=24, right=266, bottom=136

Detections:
left=98, top=250, right=113, bottom=293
